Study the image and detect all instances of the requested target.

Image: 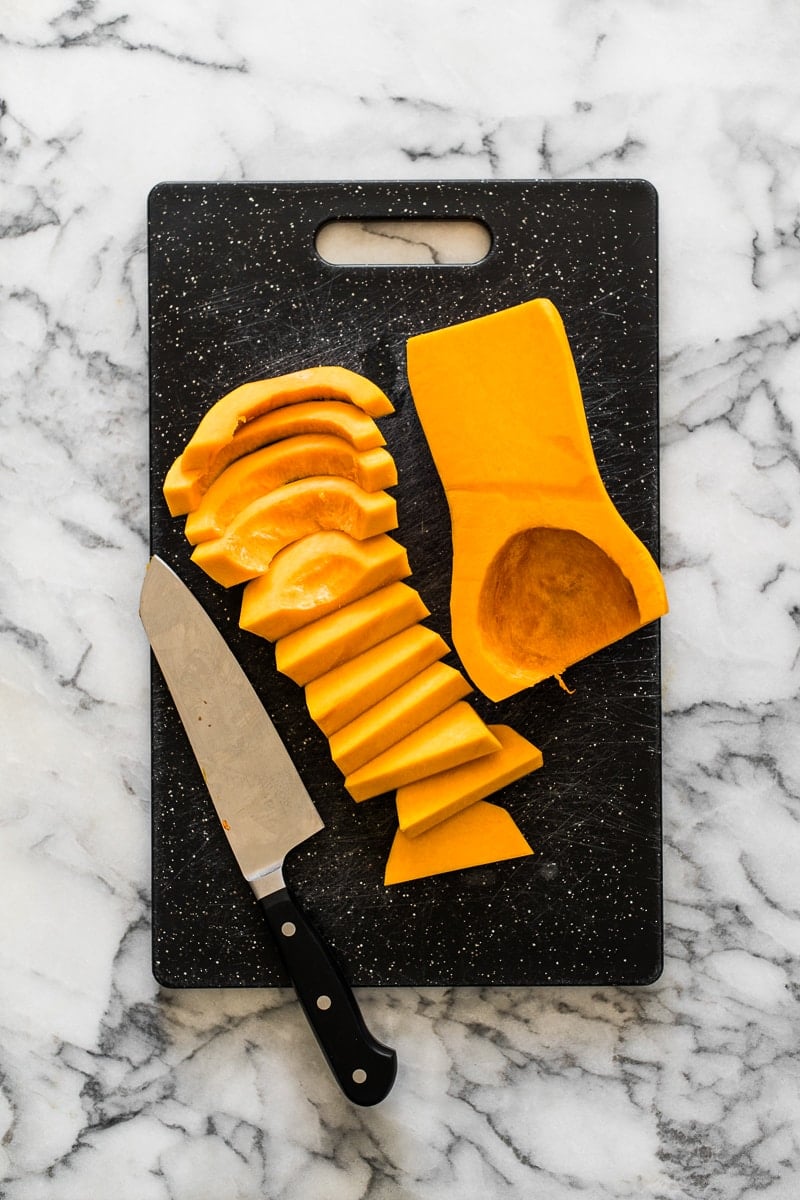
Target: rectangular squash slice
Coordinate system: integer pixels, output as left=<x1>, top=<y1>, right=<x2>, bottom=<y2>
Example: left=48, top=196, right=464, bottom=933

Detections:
left=275, top=581, right=430, bottom=686
left=344, top=702, right=501, bottom=802
left=305, top=623, right=450, bottom=737
left=329, top=661, right=473, bottom=776
left=395, top=724, right=543, bottom=837
left=384, top=800, right=534, bottom=886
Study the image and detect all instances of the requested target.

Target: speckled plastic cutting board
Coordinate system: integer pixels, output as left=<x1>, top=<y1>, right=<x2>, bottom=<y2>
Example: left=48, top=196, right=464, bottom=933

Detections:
left=147, top=179, right=662, bottom=989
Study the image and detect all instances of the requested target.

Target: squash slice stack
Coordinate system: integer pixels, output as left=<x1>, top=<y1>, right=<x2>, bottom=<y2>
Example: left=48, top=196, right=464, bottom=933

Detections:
left=164, top=365, right=541, bottom=885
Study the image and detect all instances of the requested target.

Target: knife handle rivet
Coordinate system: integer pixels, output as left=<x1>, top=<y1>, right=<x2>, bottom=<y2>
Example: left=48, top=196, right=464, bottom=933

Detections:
left=316, top=995, right=332, bottom=1011
left=281, top=922, right=297, bottom=938
left=352, top=1069, right=367, bottom=1085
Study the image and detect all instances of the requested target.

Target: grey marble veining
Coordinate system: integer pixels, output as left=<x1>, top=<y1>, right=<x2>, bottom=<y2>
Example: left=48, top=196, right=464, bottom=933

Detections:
left=1, top=2, right=800, bottom=1197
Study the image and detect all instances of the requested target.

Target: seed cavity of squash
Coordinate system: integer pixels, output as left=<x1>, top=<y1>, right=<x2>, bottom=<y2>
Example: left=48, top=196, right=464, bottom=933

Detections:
left=478, top=526, right=640, bottom=682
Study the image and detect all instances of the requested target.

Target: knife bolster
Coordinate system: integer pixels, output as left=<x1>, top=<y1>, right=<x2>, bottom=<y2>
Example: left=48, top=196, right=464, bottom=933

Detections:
left=249, top=864, right=286, bottom=900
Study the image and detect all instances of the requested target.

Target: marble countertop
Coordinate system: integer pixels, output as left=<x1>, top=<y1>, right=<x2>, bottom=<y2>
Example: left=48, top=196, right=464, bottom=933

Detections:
left=2, top=3, right=799, bottom=1197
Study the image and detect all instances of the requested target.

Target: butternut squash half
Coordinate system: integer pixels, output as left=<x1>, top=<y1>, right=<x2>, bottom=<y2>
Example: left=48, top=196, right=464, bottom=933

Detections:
left=406, top=297, right=668, bottom=701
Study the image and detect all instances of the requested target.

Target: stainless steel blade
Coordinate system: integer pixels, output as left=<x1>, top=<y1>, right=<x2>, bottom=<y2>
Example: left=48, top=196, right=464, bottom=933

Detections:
left=140, top=556, right=323, bottom=895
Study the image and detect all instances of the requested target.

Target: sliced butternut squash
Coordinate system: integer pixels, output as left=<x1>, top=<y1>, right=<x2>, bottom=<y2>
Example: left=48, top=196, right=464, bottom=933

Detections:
left=275, top=581, right=430, bottom=686
left=185, top=435, right=397, bottom=545
left=384, top=801, right=533, bottom=885
left=329, top=662, right=473, bottom=776
left=395, top=724, right=543, bottom=837
left=345, top=703, right=501, bottom=802
left=190, top=479, right=398, bottom=587
left=239, top=531, right=411, bottom=642
left=406, top=297, right=668, bottom=700
left=164, top=400, right=386, bottom=516
left=181, top=366, right=394, bottom=474
left=305, top=625, right=449, bottom=737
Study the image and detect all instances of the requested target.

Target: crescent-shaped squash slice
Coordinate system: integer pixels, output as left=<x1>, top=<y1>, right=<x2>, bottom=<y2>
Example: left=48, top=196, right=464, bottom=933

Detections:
left=239, top=531, right=411, bottom=642
left=395, top=724, right=543, bottom=837
left=406, top=297, right=668, bottom=700
left=329, top=661, right=472, bottom=776
left=275, top=581, right=430, bottom=686
left=185, top=435, right=396, bottom=544
left=181, top=366, right=394, bottom=473
left=305, top=625, right=450, bottom=737
left=164, top=400, right=387, bottom=516
left=384, top=801, right=533, bottom=886
left=190, top=478, right=398, bottom=587
left=344, top=702, right=501, bottom=803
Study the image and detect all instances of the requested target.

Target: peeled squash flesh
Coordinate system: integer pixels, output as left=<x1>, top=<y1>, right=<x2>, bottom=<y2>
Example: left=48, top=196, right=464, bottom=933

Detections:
left=406, top=297, right=668, bottom=700
left=190, top=478, right=398, bottom=587
left=185, top=435, right=397, bottom=544
left=239, top=531, right=411, bottom=641
left=164, top=400, right=387, bottom=516
left=305, top=624, right=450, bottom=737
left=329, top=661, right=473, bottom=776
left=395, top=724, right=543, bottom=837
left=181, top=366, right=394, bottom=474
left=275, top=581, right=430, bottom=686
left=345, top=702, right=501, bottom=803
left=384, top=801, right=533, bottom=886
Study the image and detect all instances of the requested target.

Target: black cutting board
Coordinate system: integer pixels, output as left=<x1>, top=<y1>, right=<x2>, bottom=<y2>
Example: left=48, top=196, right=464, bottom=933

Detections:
left=147, top=179, right=662, bottom=988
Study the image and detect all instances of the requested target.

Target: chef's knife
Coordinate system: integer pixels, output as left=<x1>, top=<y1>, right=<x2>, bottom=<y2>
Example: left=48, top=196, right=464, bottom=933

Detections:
left=139, top=555, right=397, bottom=1106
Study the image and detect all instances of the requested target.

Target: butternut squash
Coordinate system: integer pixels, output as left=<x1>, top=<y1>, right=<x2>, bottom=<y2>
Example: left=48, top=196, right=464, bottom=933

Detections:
left=164, top=400, right=386, bottom=516
left=384, top=801, right=533, bottom=886
left=406, top=297, right=668, bottom=701
left=185, top=435, right=397, bottom=544
left=239, top=531, right=411, bottom=641
left=181, top=366, right=394, bottom=474
left=305, top=624, right=450, bottom=737
left=345, top=703, right=501, bottom=802
left=395, top=724, right=543, bottom=837
left=275, top=581, right=430, bottom=686
left=328, top=662, right=473, bottom=776
left=190, top=479, right=398, bottom=587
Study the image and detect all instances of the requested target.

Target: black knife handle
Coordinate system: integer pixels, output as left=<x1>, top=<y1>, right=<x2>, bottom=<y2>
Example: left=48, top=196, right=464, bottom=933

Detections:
left=259, top=887, right=397, bottom=1106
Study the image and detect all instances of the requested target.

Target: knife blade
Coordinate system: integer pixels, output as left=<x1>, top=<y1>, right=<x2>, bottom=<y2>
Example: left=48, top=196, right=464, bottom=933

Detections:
left=139, top=555, right=397, bottom=1106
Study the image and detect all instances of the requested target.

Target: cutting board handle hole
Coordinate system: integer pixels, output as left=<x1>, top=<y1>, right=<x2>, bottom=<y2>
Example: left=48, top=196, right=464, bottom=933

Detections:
left=315, top=218, right=492, bottom=266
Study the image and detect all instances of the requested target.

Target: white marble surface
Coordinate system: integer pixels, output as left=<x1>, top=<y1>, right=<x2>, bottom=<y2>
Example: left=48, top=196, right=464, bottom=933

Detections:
left=2, top=1, right=800, bottom=1196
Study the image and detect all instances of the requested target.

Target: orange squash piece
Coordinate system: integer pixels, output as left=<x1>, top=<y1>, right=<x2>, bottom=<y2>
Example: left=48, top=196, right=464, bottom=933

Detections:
left=395, top=724, right=543, bottom=837
left=305, top=625, right=450, bottom=737
left=164, top=400, right=386, bottom=516
left=275, top=581, right=430, bottom=686
left=185, top=435, right=397, bottom=544
left=181, top=366, right=394, bottom=474
left=406, top=297, right=668, bottom=701
left=329, top=662, right=473, bottom=776
left=190, top=479, right=398, bottom=587
left=344, top=702, right=501, bottom=802
left=239, top=531, right=411, bottom=642
left=384, top=801, right=533, bottom=885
